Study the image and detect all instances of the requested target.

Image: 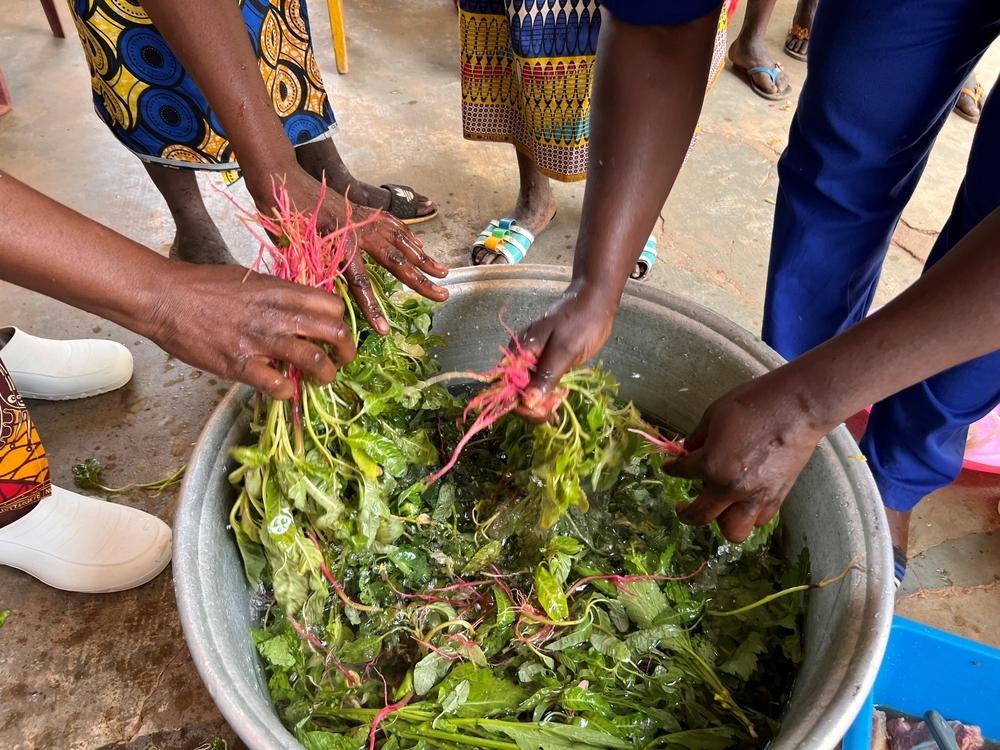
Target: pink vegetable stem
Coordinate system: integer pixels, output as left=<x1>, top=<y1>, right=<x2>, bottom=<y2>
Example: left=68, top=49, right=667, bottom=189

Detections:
left=628, top=427, right=687, bottom=457
left=368, top=686, right=413, bottom=750
left=425, top=321, right=539, bottom=486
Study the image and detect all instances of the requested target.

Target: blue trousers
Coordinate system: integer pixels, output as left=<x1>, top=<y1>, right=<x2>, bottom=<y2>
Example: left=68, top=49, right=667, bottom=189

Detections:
left=762, top=0, right=1000, bottom=511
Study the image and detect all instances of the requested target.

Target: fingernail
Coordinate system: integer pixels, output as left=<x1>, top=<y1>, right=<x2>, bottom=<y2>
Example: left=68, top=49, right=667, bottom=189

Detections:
left=522, top=388, right=541, bottom=409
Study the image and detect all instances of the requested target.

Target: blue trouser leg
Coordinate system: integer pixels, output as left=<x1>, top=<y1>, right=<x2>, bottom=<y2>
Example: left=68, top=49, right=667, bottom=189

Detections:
left=763, top=0, right=999, bottom=355
left=863, top=85, right=1000, bottom=511
left=762, top=0, right=1000, bottom=511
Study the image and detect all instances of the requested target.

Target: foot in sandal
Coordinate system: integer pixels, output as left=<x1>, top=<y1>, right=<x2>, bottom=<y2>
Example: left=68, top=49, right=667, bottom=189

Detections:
left=783, top=0, right=818, bottom=61
left=728, top=40, right=792, bottom=100
left=954, top=71, right=986, bottom=124
left=471, top=151, right=557, bottom=265
left=296, top=138, right=438, bottom=224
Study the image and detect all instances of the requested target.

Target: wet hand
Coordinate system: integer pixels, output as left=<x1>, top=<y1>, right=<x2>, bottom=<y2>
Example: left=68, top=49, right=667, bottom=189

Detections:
left=663, top=375, right=828, bottom=542
left=514, top=284, right=620, bottom=422
left=251, top=167, right=449, bottom=334
left=148, top=263, right=357, bottom=399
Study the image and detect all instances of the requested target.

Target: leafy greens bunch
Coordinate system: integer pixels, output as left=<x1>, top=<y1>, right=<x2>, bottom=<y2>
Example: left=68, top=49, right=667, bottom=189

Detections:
left=228, top=192, right=808, bottom=750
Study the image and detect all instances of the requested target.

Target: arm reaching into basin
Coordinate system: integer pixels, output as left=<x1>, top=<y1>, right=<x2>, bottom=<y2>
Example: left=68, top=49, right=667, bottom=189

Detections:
left=515, top=4, right=722, bottom=421
left=665, top=206, right=1000, bottom=542
left=137, top=0, right=448, bottom=336
left=0, top=169, right=355, bottom=399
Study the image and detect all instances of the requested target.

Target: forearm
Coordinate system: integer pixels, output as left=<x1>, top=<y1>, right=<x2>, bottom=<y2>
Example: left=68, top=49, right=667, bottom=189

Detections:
left=139, top=0, right=296, bottom=193
left=0, top=170, right=169, bottom=336
left=774, top=206, right=1000, bottom=432
left=571, top=7, right=720, bottom=303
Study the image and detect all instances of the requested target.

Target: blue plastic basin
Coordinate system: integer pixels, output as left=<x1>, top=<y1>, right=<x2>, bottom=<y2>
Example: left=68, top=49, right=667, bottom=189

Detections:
left=842, top=615, right=1000, bottom=748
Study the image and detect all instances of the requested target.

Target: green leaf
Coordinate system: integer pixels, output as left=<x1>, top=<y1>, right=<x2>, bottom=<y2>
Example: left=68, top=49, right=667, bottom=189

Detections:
left=548, top=536, right=582, bottom=556
left=413, top=651, right=454, bottom=696
left=516, top=661, right=549, bottom=684
left=387, top=545, right=432, bottom=586
left=625, top=623, right=683, bottom=655
left=256, top=634, right=297, bottom=669
left=618, top=579, right=668, bottom=629
left=272, top=550, right=309, bottom=616
left=440, top=679, right=470, bottom=715
left=0, top=609, right=9, bottom=629
left=461, top=540, right=503, bottom=576
left=560, top=686, right=614, bottom=718
left=589, top=632, right=629, bottom=661
left=719, top=631, right=767, bottom=680
left=546, top=622, right=592, bottom=651
left=534, top=566, right=569, bottom=622
left=432, top=483, right=456, bottom=522
left=336, top=635, right=383, bottom=664
left=654, top=727, right=739, bottom=749
left=233, top=525, right=267, bottom=587
left=300, top=730, right=362, bottom=750
left=437, top=664, right=527, bottom=717
left=492, top=722, right=630, bottom=749
left=72, top=457, right=104, bottom=490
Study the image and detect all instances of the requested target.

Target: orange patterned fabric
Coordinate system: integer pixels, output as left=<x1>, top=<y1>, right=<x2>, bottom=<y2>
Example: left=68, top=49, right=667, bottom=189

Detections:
left=0, top=359, right=50, bottom=519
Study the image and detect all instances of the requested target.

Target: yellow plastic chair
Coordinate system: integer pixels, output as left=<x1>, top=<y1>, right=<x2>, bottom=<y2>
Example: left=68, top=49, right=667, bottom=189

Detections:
left=326, top=0, right=348, bottom=74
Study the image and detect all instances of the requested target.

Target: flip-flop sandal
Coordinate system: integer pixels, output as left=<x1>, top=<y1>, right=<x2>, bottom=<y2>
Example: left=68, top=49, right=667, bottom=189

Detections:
left=733, top=63, right=792, bottom=101
left=381, top=183, right=439, bottom=225
left=633, top=234, right=658, bottom=281
left=471, top=218, right=535, bottom=265
left=783, top=24, right=809, bottom=61
left=954, top=83, right=985, bottom=124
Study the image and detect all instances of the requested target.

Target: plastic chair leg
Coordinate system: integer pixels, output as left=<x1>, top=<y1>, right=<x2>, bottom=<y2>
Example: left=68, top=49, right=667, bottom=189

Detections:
left=326, top=0, right=348, bottom=74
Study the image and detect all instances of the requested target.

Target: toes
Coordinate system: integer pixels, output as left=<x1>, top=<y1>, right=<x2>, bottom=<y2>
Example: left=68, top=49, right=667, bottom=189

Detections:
left=752, top=72, right=777, bottom=94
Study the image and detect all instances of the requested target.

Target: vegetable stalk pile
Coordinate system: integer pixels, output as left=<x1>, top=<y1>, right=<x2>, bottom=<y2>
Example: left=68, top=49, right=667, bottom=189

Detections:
left=229, top=191, right=808, bottom=750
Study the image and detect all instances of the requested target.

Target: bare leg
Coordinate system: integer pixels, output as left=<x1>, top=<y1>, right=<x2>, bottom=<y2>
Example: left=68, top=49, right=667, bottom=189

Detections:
left=144, top=163, right=238, bottom=265
left=886, top=506, right=911, bottom=587
left=784, top=0, right=818, bottom=58
left=473, top=148, right=557, bottom=265
left=295, top=137, right=435, bottom=217
left=728, top=0, right=791, bottom=96
left=885, top=508, right=910, bottom=553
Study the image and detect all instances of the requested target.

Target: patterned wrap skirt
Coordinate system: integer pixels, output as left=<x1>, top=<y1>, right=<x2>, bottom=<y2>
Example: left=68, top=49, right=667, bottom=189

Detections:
left=459, top=0, right=729, bottom=182
left=0, top=362, right=50, bottom=525
left=68, top=0, right=337, bottom=171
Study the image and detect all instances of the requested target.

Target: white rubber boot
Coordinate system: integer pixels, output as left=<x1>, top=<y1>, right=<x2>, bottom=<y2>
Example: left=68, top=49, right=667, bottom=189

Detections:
left=0, top=326, right=133, bottom=400
left=0, top=485, right=171, bottom=593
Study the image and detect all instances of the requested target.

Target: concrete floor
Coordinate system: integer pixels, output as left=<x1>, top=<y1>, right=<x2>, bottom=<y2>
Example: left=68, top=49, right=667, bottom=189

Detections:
left=1, top=0, right=998, bottom=747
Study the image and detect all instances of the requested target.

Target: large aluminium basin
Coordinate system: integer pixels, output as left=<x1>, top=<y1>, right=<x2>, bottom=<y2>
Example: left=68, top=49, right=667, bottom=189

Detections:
left=174, top=265, right=894, bottom=750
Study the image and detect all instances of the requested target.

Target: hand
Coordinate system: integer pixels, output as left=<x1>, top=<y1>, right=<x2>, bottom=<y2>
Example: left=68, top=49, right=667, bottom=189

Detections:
left=250, top=166, right=449, bottom=334
left=663, top=374, right=830, bottom=542
left=514, top=283, right=620, bottom=422
left=145, top=263, right=357, bottom=399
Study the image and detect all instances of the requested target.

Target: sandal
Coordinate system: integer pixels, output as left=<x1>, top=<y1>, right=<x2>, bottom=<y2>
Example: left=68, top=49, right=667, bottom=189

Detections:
left=471, top=218, right=535, bottom=265
left=633, top=234, right=658, bottom=281
left=783, top=24, right=809, bottom=61
left=381, top=183, right=439, bottom=225
left=954, top=82, right=985, bottom=124
left=732, top=63, right=792, bottom=101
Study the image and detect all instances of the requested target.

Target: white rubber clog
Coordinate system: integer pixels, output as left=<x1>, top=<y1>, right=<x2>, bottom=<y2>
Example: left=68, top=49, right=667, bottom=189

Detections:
left=0, top=326, right=133, bottom=400
left=0, top=485, right=171, bottom=593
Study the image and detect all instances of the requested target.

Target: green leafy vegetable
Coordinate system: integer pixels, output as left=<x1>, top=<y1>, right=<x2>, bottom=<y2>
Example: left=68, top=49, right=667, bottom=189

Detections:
left=72, top=457, right=185, bottom=495
left=224, top=197, right=814, bottom=749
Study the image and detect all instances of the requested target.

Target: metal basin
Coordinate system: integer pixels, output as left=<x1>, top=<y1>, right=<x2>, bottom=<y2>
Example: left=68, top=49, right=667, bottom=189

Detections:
left=174, top=265, right=894, bottom=750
